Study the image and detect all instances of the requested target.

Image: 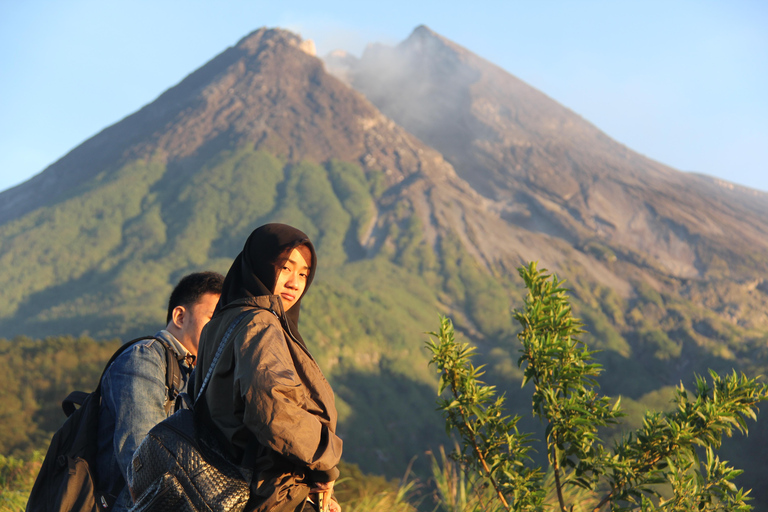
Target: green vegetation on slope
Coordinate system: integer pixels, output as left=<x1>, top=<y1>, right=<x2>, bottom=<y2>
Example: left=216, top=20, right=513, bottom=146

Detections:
left=0, top=336, right=121, bottom=456
left=0, top=147, right=522, bottom=477
left=1, top=147, right=768, bottom=506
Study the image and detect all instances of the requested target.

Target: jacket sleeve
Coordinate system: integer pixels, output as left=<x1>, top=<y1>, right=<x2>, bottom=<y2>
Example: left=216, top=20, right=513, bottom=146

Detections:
left=101, top=341, right=169, bottom=483
left=234, top=318, right=342, bottom=481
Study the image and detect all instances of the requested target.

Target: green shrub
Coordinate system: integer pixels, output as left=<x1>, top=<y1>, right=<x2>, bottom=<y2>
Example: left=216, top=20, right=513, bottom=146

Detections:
left=427, top=262, right=767, bottom=511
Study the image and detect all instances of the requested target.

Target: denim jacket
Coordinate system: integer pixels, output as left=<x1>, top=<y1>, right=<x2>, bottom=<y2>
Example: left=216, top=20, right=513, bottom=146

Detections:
left=96, top=330, right=193, bottom=510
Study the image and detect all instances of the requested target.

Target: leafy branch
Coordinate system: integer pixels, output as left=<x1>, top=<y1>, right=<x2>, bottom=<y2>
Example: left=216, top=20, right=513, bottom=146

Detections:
left=427, top=262, right=768, bottom=511
left=427, top=316, right=545, bottom=511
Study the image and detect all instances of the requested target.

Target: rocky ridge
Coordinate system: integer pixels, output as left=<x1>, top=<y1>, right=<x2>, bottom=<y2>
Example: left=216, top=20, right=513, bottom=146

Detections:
left=326, top=26, right=768, bottom=318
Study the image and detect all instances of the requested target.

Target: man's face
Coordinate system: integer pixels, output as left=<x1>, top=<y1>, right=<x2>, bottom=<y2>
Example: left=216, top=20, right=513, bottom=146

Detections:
left=177, top=292, right=220, bottom=356
left=273, top=245, right=311, bottom=311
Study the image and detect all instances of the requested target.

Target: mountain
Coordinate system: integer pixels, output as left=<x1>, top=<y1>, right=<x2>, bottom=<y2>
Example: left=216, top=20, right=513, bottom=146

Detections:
left=325, top=24, right=768, bottom=395
left=0, top=29, right=453, bottom=225
left=1, top=26, right=767, bottom=499
left=330, top=25, right=768, bottom=281
left=0, top=27, right=497, bottom=477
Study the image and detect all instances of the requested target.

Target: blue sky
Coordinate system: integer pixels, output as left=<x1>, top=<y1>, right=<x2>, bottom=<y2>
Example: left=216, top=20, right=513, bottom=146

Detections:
left=1, top=0, right=766, bottom=193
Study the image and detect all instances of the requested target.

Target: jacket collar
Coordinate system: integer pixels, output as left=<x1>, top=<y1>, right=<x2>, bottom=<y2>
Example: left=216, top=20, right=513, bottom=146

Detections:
left=219, top=295, right=285, bottom=317
left=154, top=329, right=193, bottom=366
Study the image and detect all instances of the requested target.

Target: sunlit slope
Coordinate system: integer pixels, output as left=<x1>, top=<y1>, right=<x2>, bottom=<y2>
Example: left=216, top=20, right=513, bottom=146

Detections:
left=0, top=144, right=518, bottom=474
left=0, top=26, right=767, bottom=491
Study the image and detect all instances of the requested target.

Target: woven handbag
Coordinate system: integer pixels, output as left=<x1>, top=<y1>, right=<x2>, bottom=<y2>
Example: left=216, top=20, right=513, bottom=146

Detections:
left=128, top=311, right=252, bottom=512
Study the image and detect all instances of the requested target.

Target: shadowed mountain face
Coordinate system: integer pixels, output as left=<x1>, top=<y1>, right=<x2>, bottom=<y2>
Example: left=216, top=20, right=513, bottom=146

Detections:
left=1, top=26, right=768, bottom=493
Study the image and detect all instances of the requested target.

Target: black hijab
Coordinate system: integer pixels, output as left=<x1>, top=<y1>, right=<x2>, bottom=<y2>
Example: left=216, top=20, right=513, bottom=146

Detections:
left=217, top=223, right=317, bottom=344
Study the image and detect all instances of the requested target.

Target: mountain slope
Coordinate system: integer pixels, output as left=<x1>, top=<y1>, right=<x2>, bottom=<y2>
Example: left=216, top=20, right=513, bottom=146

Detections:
left=0, top=28, right=453, bottom=225
left=0, top=28, right=517, bottom=476
left=331, top=25, right=768, bottom=284
left=0, top=28, right=470, bottom=333
left=324, top=31, right=768, bottom=417
left=1, top=26, right=767, bottom=498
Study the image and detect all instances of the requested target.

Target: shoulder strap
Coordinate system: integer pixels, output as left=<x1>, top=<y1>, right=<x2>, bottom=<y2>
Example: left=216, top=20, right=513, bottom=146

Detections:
left=151, top=337, right=184, bottom=415
left=61, top=335, right=183, bottom=417
left=61, top=336, right=159, bottom=417
left=196, top=310, right=252, bottom=404
left=61, top=390, right=90, bottom=417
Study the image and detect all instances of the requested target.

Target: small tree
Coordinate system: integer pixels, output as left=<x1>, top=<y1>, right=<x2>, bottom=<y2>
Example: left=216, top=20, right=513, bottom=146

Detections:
left=427, top=262, right=767, bottom=511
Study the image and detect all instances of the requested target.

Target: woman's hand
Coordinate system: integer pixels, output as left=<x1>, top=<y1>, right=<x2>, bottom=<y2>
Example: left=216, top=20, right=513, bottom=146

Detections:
left=311, top=481, right=341, bottom=512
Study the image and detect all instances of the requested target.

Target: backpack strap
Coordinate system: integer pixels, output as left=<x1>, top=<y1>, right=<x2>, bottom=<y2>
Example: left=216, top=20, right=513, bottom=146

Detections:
left=151, top=337, right=184, bottom=416
left=61, top=336, right=151, bottom=417
left=61, top=391, right=90, bottom=417
left=196, top=310, right=252, bottom=403
left=61, top=335, right=183, bottom=417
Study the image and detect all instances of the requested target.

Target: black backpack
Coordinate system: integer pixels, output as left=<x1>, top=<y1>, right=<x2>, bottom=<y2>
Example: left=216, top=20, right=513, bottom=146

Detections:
left=26, top=336, right=183, bottom=512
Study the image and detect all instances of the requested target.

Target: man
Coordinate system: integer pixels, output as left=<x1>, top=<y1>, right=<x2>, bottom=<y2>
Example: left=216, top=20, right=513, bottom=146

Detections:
left=96, top=271, right=223, bottom=510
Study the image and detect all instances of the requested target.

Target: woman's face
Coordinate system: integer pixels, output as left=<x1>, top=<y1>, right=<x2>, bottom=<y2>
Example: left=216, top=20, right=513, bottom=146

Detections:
left=273, top=245, right=311, bottom=311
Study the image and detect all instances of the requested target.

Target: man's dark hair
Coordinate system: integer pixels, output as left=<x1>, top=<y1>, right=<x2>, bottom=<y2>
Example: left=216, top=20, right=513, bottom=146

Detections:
left=166, top=271, right=224, bottom=323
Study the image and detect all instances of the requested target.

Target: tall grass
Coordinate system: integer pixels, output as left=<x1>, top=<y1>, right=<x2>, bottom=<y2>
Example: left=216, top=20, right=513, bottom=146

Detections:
left=0, top=453, right=40, bottom=512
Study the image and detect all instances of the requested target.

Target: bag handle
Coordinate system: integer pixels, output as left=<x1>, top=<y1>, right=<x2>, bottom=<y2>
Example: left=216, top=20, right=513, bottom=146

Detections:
left=61, top=391, right=89, bottom=417
left=196, top=310, right=251, bottom=403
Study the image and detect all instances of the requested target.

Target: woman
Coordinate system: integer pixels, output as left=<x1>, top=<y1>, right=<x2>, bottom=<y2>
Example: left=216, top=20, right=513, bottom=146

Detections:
left=194, top=223, right=342, bottom=512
